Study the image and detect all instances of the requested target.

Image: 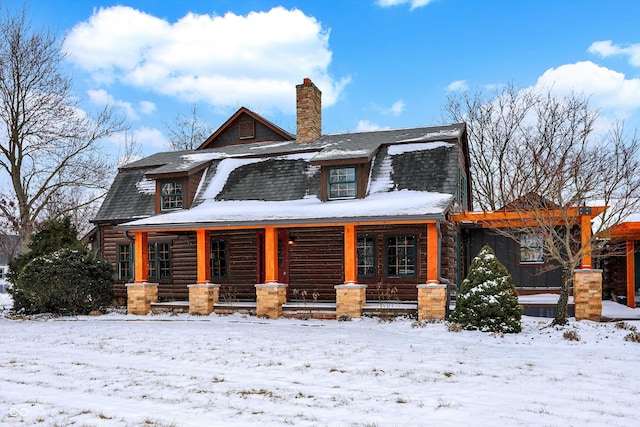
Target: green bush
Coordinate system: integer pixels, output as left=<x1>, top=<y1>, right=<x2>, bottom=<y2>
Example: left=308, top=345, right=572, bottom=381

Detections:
left=9, top=248, right=113, bottom=315
left=450, top=245, right=523, bottom=333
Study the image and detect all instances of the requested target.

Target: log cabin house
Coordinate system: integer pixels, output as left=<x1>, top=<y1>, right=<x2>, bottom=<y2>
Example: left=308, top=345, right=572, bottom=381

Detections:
left=92, top=78, right=605, bottom=320
left=92, top=79, right=471, bottom=319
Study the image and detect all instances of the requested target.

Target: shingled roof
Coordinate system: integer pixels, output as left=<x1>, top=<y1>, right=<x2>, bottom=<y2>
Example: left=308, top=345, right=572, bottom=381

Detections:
left=97, top=122, right=468, bottom=229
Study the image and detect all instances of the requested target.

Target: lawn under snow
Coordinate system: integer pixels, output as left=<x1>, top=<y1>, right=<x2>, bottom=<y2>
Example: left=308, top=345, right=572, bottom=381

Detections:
left=1, top=293, right=640, bottom=427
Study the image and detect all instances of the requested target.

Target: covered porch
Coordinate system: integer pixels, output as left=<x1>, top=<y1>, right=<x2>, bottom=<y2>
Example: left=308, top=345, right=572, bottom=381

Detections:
left=122, top=220, right=448, bottom=321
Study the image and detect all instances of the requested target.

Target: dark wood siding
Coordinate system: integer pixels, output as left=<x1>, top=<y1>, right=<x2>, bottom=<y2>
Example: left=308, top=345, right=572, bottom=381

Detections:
left=207, top=113, right=290, bottom=147
left=357, top=224, right=427, bottom=302
left=465, top=229, right=563, bottom=289
left=210, top=229, right=258, bottom=301
left=288, top=227, right=344, bottom=302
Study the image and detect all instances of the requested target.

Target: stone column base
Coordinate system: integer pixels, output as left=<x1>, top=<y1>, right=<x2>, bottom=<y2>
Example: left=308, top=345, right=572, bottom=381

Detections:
left=335, top=284, right=367, bottom=318
left=188, top=284, right=220, bottom=315
left=574, top=269, right=602, bottom=321
left=126, top=283, right=158, bottom=315
left=255, top=283, right=287, bottom=319
left=417, top=283, right=447, bottom=321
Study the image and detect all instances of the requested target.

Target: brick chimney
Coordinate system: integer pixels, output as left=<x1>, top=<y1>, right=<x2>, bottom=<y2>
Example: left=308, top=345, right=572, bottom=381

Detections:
left=296, top=78, right=322, bottom=144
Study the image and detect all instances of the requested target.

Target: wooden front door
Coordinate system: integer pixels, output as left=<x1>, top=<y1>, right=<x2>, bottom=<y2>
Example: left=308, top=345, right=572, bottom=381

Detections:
left=257, top=229, right=290, bottom=285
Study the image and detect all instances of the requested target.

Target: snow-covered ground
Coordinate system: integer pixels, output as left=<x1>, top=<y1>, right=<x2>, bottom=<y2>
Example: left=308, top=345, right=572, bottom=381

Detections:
left=1, top=292, right=640, bottom=427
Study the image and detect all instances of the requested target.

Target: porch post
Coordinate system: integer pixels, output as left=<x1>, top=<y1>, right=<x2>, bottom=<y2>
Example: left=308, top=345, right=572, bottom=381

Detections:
left=196, top=229, right=210, bottom=284
left=188, top=229, right=218, bottom=315
left=581, top=215, right=592, bottom=269
left=418, top=222, right=447, bottom=320
left=256, top=226, right=286, bottom=319
left=127, top=231, right=157, bottom=315
left=626, top=240, right=636, bottom=309
left=335, top=224, right=366, bottom=319
left=134, top=231, right=149, bottom=284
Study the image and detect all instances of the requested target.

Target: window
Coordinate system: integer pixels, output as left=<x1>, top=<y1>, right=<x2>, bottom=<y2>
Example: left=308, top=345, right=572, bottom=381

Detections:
left=239, top=120, right=255, bottom=139
left=386, top=235, right=416, bottom=278
left=357, top=236, right=376, bottom=278
left=148, top=242, right=171, bottom=280
left=0, top=267, right=4, bottom=279
left=160, top=181, right=184, bottom=211
left=328, top=167, right=357, bottom=199
left=117, top=244, right=133, bottom=281
left=518, top=232, right=545, bottom=264
left=210, top=239, right=227, bottom=279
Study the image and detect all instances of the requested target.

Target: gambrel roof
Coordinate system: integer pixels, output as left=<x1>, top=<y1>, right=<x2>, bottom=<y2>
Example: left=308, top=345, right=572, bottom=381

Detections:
left=95, top=120, right=469, bottom=229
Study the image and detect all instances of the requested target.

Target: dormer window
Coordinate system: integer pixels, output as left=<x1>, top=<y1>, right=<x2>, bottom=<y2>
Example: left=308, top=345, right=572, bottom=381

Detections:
left=160, top=181, right=184, bottom=210
left=328, top=166, right=357, bottom=199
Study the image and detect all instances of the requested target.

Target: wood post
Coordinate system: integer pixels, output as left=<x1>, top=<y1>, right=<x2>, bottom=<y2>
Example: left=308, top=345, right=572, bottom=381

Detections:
left=626, top=240, right=636, bottom=309
left=196, top=229, right=210, bottom=284
left=344, top=224, right=357, bottom=284
left=264, top=226, right=278, bottom=283
left=581, top=215, right=592, bottom=269
left=133, top=231, right=148, bottom=284
left=426, top=222, right=439, bottom=284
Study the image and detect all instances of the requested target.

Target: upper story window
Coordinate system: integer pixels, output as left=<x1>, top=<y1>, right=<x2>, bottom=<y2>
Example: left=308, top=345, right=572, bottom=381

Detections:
left=328, top=167, right=357, bottom=200
left=518, top=232, right=545, bottom=264
left=160, top=181, right=184, bottom=211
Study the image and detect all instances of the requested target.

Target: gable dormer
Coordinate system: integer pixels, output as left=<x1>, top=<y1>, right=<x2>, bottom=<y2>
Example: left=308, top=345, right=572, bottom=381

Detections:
left=197, top=107, right=294, bottom=150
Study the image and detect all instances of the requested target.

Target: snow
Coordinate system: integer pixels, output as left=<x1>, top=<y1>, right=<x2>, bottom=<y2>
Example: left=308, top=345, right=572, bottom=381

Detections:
left=126, top=190, right=453, bottom=226
left=135, top=177, right=155, bottom=195
left=387, top=141, right=454, bottom=155
left=1, top=292, right=640, bottom=426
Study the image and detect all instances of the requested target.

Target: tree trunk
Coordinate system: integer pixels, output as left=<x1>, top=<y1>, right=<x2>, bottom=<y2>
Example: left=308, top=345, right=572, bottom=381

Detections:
left=553, top=266, right=572, bottom=325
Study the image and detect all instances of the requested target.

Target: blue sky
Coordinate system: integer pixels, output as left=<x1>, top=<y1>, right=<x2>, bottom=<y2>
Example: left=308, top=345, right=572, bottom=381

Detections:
left=17, top=0, right=640, bottom=157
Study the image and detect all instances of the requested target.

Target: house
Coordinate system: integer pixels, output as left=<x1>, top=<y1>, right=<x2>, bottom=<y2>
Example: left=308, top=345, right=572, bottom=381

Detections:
left=0, top=234, right=19, bottom=293
left=92, top=78, right=604, bottom=321
left=92, top=79, right=472, bottom=319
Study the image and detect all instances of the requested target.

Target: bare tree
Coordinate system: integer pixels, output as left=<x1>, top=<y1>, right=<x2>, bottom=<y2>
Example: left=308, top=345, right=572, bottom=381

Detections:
left=164, top=103, right=213, bottom=151
left=0, top=7, right=127, bottom=249
left=445, top=86, right=640, bottom=325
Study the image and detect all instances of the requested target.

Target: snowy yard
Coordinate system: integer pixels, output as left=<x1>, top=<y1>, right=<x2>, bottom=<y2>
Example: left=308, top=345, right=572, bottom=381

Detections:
left=1, top=292, right=640, bottom=427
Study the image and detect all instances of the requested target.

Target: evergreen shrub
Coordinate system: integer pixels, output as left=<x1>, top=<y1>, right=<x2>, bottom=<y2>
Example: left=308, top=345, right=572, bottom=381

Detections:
left=450, top=245, right=523, bottom=333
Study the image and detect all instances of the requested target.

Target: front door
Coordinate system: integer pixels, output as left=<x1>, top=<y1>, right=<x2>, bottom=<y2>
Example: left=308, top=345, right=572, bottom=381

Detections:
left=256, top=229, right=290, bottom=285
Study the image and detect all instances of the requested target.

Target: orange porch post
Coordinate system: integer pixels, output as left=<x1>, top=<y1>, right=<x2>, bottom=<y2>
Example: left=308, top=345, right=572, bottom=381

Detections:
left=626, top=240, right=636, bottom=309
left=581, top=215, right=592, bottom=269
left=196, top=229, right=210, bottom=284
left=133, top=231, right=149, bottom=283
left=264, top=226, right=278, bottom=283
left=426, top=222, right=439, bottom=284
left=344, top=224, right=357, bottom=284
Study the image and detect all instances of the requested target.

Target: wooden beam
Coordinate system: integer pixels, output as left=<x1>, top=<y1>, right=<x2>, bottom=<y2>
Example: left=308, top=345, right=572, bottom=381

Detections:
left=581, top=215, right=592, bottom=269
left=343, top=224, right=357, bottom=284
left=196, top=229, right=210, bottom=284
left=627, top=240, right=636, bottom=309
left=451, top=206, right=607, bottom=228
left=426, top=223, right=439, bottom=284
left=264, top=226, right=278, bottom=283
left=133, top=231, right=148, bottom=283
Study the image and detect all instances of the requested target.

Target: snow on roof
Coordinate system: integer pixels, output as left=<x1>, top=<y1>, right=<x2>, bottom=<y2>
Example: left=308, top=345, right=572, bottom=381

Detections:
left=311, top=148, right=372, bottom=162
left=123, top=190, right=453, bottom=227
left=135, top=177, right=156, bottom=195
left=387, top=141, right=454, bottom=155
left=396, top=128, right=461, bottom=143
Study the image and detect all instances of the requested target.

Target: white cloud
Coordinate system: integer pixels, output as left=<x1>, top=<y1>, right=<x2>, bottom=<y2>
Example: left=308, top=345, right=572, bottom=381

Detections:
left=87, top=89, right=139, bottom=120
left=371, top=99, right=405, bottom=116
left=446, top=80, right=468, bottom=92
left=64, top=6, right=349, bottom=113
left=133, top=126, right=170, bottom=149
left=356, top=120, right=389, bottom=132
left=376, top=0, right=434, bottom=10
left=588, top=40, right=640, bottom=67
left=534, top=61, right=640, bottom=116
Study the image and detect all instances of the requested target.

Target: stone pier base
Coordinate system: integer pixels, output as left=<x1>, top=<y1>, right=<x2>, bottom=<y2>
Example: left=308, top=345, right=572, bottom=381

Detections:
left=574, top=269, right=602, bottom=321
left=126, top=282, right=158, bottom=315
left=255, top=283, right=288, bottom=319
left=417, top=283, right=447, bottom=321
left=188, top=284, right=220, bottom=315
left=335, top=284, right=367, bottom=318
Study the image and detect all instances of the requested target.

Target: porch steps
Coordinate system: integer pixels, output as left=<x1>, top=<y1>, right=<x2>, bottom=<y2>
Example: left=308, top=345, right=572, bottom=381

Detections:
left=150, top=301, right=189, bottom=314
left=213, top=301, right=257, bottom=315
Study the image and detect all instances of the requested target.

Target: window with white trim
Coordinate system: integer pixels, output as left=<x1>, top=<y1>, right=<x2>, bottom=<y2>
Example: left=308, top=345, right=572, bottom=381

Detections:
left=518, top=232, right=545, bottom=264
left=328, top=167, right=357, bottom=199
